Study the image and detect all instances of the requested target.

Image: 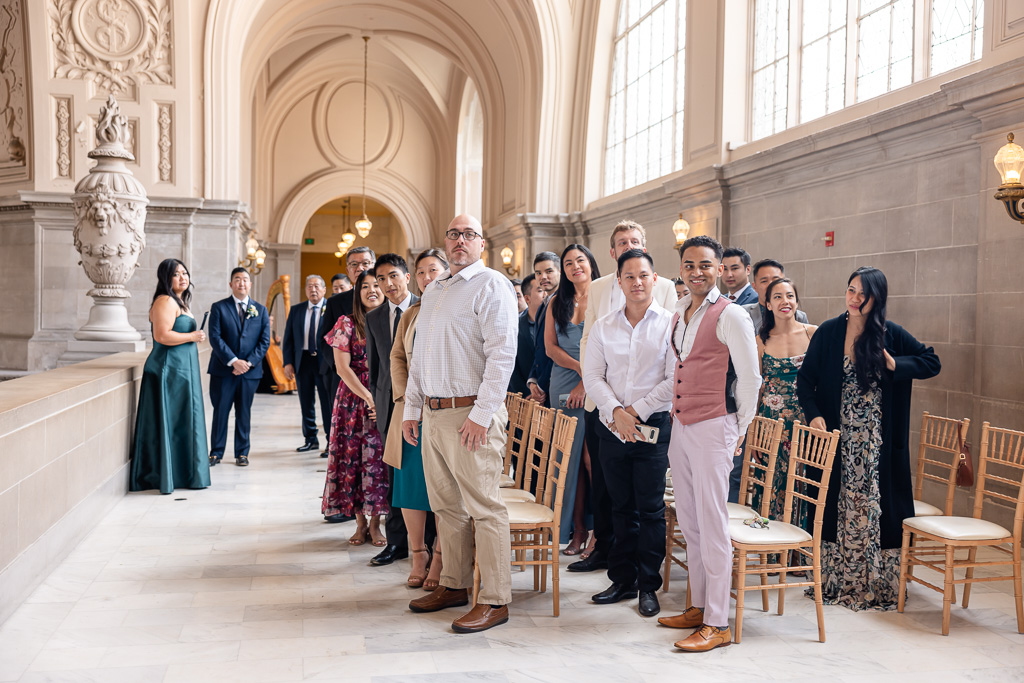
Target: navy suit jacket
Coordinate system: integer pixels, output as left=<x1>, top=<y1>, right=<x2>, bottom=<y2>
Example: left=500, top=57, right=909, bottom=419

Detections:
left=317, top=290, right=354, bottom=374
left=207, top=297, right=271, bottom=379
left=281, top=300, right=324, bottom=374
left=732, top=285, right=759, bottom=306
left=527, top=298, right=553, bottom=399
left=508, top=310, right=536, bottom=396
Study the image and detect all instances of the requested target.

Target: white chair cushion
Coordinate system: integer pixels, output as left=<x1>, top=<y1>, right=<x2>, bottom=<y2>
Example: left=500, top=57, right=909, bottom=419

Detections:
left=506, top=501, right=555, bottom=525
left=499, top=473, right=515, bottom=488
left=903, top=515, right=1011, bottom=541
left=500, top=488, right=535, bottom=503
left=727, top=502, right=757, bottom=520
left=664, top=493, right=675, bottom=503
left=913, top=499, right=943, bottom=517
left=669, top=501, right=676, bottom=513
left=728, top=519, right=812, bottom=546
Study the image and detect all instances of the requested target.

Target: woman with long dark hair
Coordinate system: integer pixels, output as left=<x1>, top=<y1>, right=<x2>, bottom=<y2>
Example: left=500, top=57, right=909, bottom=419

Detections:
left=129, top=259, right=210, bottom=494
left=323, top=271, right=388, bottom=547
left=544, top=243, right=600, bottom=552
left=796, top=267, right=940, bottom=610
left=751, top=279, right=816, bottom=530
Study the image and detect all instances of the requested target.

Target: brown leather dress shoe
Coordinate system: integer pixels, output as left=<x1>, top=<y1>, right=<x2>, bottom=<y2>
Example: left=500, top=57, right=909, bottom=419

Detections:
left=674, top=624, right=731, bottom=652
left=658, top=606, right=704, bottom=629
left=451, top=604, right=509, bottom=634
left=408, top=586, right=469, bottom=613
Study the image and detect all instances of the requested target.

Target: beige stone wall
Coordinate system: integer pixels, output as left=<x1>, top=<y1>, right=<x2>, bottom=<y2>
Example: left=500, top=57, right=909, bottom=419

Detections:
left=0, top=346, right=212, bottom=624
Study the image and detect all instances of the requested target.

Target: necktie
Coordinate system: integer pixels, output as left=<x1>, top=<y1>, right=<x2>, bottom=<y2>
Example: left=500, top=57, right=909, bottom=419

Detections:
left=308, top=305, right=319, bottom=352
left=237, top=301, right=245, bottom=321
left=393, top=306, right=402, bottom=341
left=728, top=293, right=736, bottom=301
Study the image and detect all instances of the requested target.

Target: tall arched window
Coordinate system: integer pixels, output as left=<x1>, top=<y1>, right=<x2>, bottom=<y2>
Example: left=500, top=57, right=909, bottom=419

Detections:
left=455, top=81, right=483, bottom=220
left=750, top=0, right=984, bottom=141
left=604, top=0, right=687, bottom=197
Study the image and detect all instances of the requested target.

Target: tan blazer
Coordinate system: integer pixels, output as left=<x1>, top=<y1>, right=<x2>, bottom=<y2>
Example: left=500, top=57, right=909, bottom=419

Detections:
left=383, top=302, right=421, bottom=468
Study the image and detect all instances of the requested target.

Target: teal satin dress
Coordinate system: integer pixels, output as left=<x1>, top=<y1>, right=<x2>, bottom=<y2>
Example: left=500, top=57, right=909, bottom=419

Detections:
left=129, top=314, right=211, bottom=494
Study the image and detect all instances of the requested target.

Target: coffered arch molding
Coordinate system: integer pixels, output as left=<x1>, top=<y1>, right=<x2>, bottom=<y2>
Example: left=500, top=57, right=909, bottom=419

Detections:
left=204, top=0, right=545, bottom=225
left=275, top=168, right=434, bottom=251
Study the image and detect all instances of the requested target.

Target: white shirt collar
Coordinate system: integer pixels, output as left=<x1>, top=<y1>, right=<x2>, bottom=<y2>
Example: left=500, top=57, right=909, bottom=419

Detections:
left=676, top=286, right=722, bottom=314
left=730, top=282, right=751, bottom=299
left=232, top=295, right=249, bottom=307
left=389, top=292, right=413, bottom=315
left=615, top=297, right=666, bottom=324
left=442, top=258, right=487, bottom=283
left=308, top=299, right=324, bottom=310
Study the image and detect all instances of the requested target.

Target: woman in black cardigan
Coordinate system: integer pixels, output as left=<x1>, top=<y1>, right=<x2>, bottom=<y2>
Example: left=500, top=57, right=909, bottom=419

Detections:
left=796, top=267, right=940, bottom=610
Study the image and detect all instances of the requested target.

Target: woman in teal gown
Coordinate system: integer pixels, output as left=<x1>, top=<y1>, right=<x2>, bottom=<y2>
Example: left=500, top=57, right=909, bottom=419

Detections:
left=129, top=259, right=210, bottom=494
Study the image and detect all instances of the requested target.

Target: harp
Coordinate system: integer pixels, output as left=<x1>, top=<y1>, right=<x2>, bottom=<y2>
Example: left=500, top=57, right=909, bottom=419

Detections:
left=265, top=274, right=297, bottom=394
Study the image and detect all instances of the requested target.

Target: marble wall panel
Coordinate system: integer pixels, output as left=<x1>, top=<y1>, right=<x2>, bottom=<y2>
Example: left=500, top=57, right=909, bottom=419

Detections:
left=17, top=458, right=69, bottom=555
left=0, top=419, right=45, bottom=493
left=916, top=246, right=979, bottom=296
left=0, top=488, right=18, bottom=570
left=829, top=212, right=888, bottom=258
left=884, top=200, right=954, bottom=251
left=887, top=295, right=950, bottom=344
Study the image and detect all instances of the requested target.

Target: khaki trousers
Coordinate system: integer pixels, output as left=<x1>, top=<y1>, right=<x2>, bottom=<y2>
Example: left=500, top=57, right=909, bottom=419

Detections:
left=421, top=404, right=512, bottom=605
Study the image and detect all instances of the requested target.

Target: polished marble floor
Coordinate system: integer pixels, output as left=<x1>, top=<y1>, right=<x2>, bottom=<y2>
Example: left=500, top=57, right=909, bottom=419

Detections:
left=3, top=394, right=1024, bottom=682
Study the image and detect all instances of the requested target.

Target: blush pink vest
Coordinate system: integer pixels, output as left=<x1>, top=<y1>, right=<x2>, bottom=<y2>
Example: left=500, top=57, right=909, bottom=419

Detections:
left=671, top=297, right=736, bottom=426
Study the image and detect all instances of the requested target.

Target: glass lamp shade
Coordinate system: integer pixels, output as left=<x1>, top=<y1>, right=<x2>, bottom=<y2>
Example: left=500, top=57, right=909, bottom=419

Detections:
left=245, top=236, right=259, bottom=258
left=255, top=248, right=266, bottom=262
left=342, top=232, right=356, bottom=246
left=995, top=133, right=1024, bottom=185
left=672, top=214, right=690, bottom=245
left=354, top=215, right=372, bottom=238
left=334, top=251, right=343, bottom=259
left=500, top=246, right=514, bottom=267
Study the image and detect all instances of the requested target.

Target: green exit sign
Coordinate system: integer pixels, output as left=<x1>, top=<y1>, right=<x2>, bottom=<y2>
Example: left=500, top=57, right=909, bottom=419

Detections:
left=304, top=238, right=315, bottom=245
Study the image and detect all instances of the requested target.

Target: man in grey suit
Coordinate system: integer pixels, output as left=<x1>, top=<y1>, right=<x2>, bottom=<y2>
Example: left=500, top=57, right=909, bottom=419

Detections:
left=366, top=253, right=420, bottom=567
left=743, top=258, right=809, bottom=334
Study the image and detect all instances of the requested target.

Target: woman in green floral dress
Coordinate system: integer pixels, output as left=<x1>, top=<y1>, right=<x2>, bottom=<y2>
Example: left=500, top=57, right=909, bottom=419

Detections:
left=751, top=279, right=816, bottom=530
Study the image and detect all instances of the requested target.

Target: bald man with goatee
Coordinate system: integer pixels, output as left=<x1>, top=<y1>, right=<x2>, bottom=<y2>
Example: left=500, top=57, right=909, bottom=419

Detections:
left=403, top=214, right=518, bottom=634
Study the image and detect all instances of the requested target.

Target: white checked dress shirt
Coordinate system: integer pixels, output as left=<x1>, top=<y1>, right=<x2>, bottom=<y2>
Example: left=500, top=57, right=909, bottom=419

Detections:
left=582, top=300, right=674, bottom=427
left=404, top=259, right=518, bottom=427
left=669, top=287, right=761, bottom=433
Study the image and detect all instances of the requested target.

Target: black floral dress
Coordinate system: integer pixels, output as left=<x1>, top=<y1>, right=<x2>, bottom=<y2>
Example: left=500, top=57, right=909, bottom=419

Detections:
left=812, top=356, right=900, bottom=611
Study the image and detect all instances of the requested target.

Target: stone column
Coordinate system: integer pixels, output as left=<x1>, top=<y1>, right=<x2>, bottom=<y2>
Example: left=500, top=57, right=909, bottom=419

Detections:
left=61, top=95, right=147, bottom=362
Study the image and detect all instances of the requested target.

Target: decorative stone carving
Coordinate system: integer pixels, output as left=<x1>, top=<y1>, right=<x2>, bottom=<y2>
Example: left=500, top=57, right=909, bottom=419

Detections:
left=0, top=0, right=28, bottom=173
left=157, top=102, right=171, bottom=181
left=49, top=0, right=172, bottom=95
left=71, top=94, right=148, bottom=341
left=55, top=96, right=72, bottom=178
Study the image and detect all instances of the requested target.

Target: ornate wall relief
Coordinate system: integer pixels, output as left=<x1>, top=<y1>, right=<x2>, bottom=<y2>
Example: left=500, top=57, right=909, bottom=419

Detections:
left=55, top=96, right=72, bottom=178
left=156, top=101, right=171, bottom=182
left=0, top=0, right=28, bottom=177
left=48, top=0, right=173, bottom=96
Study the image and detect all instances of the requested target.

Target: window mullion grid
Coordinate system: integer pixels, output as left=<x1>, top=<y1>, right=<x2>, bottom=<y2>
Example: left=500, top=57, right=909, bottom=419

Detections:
left=914, top=0, right=929, bottom=82
left=673, top=0, right=681, bottom=170
left=845, top=0, right=858, bottom=106
left=788, top=0, right=802, bottom=129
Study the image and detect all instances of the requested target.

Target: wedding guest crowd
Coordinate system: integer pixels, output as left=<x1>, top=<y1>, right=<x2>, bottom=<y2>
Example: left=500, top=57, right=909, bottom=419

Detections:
left=131, top=210, right=941, bottom=653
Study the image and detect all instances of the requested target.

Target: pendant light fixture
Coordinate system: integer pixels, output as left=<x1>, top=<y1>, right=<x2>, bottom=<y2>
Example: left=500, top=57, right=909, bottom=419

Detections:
left=354, top=35, right=373, bottom=238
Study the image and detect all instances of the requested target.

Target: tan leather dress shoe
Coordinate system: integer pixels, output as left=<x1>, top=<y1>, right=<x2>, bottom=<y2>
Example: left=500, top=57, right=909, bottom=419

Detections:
left=408, top=586, right=469, bottom=613
left=658, top=606, right=704, bottom=629
left=674, top=625, right=731, bottom=652
left=451, top=604, right=509, bottom=633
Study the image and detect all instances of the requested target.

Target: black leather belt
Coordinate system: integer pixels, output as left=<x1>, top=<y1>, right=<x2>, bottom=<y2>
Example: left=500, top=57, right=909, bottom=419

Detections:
left=302, top=350, right=318, bottom=357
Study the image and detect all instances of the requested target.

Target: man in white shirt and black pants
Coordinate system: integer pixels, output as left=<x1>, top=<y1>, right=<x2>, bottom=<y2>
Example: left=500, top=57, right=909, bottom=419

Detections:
left=658, top=235, right=761, bottom=653
left=403, top=214, right=518, bottom=634
left=583, top=249, right=675, bottom=618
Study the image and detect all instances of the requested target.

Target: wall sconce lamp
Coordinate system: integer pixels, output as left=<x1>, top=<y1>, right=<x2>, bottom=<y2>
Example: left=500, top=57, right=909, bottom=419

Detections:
left=239, top=230, right=267, bottom=275
left=500, top=245, right=520, bottom=277
left=994, top=132, right=1024, bottom=223
left=672, top=213, right=690, bottom=246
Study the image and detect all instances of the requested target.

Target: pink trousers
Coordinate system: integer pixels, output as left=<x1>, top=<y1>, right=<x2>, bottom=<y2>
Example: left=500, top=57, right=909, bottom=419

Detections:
left=668, top=414, right=740, bottom=628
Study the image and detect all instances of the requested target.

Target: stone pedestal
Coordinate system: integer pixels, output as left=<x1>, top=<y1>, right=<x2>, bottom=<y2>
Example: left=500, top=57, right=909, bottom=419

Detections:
left=58, top=340, right=147, bottom=367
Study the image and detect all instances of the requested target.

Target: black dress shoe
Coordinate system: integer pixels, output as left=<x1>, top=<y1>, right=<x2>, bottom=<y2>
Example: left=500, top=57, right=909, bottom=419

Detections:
left=320, top=450, right=329, bottom=458
left=639, top=591, right=661, bottom=617
left=369, top=544, right=408, bottom=566
left=209, top=455, right=221, bottom=466
left=296, top=442, right=320, bottom=452
left=567, top=552, right=608, bottom=573
left=235, top=455, right=249, bottom=466
left=324, top=513, right=353, bottom=523
left=592, top=582, right=638, bottom=604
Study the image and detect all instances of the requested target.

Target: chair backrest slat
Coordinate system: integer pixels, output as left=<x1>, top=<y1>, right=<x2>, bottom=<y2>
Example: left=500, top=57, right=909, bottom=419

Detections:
left=542, top=411, right=579, bottom=517
left=738, top=416, right=785, bottom=517
left=973, top=422, right=1024, bottom=542
left=521, top=405, right=556, bottom=502
left=783, top=421, right=842, bottom=539
left=914, top=412, right=970, bottom=516
left=503, top=393, right=535, bottom=486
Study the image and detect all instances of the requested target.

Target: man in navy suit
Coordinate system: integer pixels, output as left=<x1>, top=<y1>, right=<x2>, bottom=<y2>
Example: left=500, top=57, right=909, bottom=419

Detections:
left=207, top=267, right=271, bottom=466
left=508, top=274, right=544, bottom=396
left=721, top=247, right=759, bottom=306
left=282, top=274, right=330, bottom=453
left=525, top=252, right=560, bottom=405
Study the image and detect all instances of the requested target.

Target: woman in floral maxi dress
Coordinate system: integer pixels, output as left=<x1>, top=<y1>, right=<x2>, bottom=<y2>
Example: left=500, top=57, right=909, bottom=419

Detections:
left=323, top=271, right=388, bottom=547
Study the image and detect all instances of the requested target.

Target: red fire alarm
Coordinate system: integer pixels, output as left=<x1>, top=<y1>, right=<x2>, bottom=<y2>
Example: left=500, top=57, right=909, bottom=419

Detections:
left=823, top=230, right=835, bottom=247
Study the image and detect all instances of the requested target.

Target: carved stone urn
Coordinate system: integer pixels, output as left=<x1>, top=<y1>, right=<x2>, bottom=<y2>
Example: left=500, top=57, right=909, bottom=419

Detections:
left=72, top=95, right=148, bottom=341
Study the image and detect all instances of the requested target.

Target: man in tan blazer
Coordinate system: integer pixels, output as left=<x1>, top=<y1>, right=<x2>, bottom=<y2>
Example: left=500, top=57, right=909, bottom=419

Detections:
left=571, top=219, right=677, bottom=573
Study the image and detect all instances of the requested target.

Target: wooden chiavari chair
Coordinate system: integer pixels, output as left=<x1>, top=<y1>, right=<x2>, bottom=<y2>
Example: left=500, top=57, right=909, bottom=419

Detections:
left=500, top=393, right=534, bottom=489
left=913, top=412, right=971, bottom=517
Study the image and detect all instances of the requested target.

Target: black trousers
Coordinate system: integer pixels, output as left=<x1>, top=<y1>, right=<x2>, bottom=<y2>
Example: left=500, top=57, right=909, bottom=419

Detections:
left=585, top=409, right=614, bottom=558
left=597, top=411, right=669, bottom=592
left=324, top=368, right=341, bottom=421
left=297, top=352, right=331, bottom=443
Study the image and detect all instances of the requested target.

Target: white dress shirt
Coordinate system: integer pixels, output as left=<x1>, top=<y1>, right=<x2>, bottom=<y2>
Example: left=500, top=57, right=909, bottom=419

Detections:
left=227, top=296, right=250, bottom=366
left=389, top=293, right=413, bottom=341
left=669, top=287, right=761, bottom=433
left=582, top=300, right=674, bottom=427
left=303, top=299, right=324, bottom=351
left=404, top=259, right=518, bottom=428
